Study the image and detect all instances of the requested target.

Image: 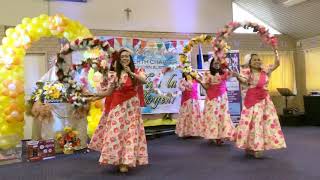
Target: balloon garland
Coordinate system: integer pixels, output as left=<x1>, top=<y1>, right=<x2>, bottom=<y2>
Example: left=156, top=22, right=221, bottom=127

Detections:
left=0, top=14, right=91, bottom=150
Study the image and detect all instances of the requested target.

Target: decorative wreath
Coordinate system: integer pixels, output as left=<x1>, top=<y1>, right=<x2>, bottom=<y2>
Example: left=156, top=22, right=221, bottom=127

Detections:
left=179, top=22, right=278, bottom=78
left=214, top=21, right=278, bottom=60
left=55, top=37, right=114, bottom=107
left=180, top=34, right=212, bottom=74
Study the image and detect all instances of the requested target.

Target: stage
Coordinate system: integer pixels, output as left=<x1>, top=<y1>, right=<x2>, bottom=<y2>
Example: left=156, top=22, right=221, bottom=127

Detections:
left=0, top=127, right=319, bottom=180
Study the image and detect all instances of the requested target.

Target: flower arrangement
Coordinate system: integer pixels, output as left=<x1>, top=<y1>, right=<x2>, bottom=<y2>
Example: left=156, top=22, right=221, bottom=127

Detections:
left=29, top=81, right=67, bottom=103
left=55, top=126, right=80, bottom=154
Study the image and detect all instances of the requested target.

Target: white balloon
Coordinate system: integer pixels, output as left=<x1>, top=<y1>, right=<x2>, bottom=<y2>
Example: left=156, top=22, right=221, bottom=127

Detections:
left=10, top=111, right=19, bottom=118
left=8, top=83, right=16, bottom=91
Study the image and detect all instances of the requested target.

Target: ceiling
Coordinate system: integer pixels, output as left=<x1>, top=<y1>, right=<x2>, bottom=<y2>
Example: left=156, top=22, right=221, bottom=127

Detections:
left=233, top=0, right=320, bottom=39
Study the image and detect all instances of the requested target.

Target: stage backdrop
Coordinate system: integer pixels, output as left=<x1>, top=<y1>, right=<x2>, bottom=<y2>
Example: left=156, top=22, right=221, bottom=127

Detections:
left=72, top=37, right=188, bottom=114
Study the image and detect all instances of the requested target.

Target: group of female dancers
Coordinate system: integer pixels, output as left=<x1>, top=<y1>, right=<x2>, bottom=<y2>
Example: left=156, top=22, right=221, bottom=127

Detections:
left=85, top=47, right=286, bottom=173
left=176, top=48, right=286, bottom=157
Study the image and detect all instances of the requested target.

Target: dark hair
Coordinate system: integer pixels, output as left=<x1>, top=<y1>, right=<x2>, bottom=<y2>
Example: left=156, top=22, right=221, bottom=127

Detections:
left=209, top=57, right=224, bottom=76
left=115, top=50, right=136, bottom=85
left=182, top=72, right=188, bottom=81
left=109, top=59, right=116, bottom=71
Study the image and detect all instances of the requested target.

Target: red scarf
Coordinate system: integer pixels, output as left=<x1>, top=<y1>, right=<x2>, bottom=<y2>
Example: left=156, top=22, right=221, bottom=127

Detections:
left=244, top=71, right=268, bottom=108
left=181, top=81, right=198, bottom=105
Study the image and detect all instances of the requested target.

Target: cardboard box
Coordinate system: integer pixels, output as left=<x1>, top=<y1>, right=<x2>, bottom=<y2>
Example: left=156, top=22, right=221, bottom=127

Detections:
left=24, top=139, right=56, bottom=162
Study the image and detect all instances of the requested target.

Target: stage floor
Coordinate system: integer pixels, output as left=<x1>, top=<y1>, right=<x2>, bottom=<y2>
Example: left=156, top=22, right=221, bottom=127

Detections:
left=1, top=127, right=320, bottom=180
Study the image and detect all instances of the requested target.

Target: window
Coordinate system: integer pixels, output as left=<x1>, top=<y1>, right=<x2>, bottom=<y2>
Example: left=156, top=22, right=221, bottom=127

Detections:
left=232, top=2, right=281, bottom=34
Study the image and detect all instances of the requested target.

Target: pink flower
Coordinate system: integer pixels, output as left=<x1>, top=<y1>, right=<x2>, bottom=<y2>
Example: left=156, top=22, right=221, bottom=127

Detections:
left=126, top=140, right=132, bottom=145
left=249, top=122, right=254, bottom=130
left=100, top=60, right=108, bottom=69
left=110, top=137, right=116, bottom=142
left=113, top=144, right=119, bottom=150
left=270, top=36, right=278, bottom=47
left=263, top=115, right=268, bottom=120
left=114, top=128, right=119, bottom=133
left=80, top=77, right=88, bottom=86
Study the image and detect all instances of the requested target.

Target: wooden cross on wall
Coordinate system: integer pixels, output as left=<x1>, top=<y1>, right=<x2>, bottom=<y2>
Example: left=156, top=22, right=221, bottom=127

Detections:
left=124, top=8, right=132, bottom=20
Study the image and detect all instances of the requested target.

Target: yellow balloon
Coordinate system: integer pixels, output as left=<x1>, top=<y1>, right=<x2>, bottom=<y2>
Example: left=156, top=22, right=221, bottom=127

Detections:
left=15, top=24, right=26, bottom=33
left=0, top=124, right=10, bottom=134
left=0, top=135, right=19, bottom=150
left=36, top=27, right=45, bottom=36
left=5, top=28, right=15, bottom=37
left=22, top=17, right=32, bottom=25
left=12, top=29, right=21, bottom=37
left=43, top=21, right=49, bottom=28
left=14, top=48, right=26, bottom=56
left=31, top=17, right=40, bottom=25
left=2, top=37, right=9, bottom=45
left=26, top=24, right=34, bottom=32
left=63, top=32, right=71, bottom=39
left=39, top=14, right=49, bottom=20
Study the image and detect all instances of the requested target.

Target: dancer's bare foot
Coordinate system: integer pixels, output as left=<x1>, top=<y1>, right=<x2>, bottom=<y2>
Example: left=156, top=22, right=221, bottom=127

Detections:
left=253, top=151, right=263, bottom=159
left=215, top=139, right=224, bottom=146
left=119, top=164, right=128, bottom=173
left=245, top=149, right=254, bottom=156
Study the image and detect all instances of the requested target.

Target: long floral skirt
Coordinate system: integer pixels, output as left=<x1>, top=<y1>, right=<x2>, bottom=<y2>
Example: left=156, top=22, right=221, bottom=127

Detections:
left=99, top=96, right=148, bottom=167
left=175, top=99, right=202, bottom=137
left=234, top=95, right=286, bottom=151
left=201, top=93, right=235, bottom=140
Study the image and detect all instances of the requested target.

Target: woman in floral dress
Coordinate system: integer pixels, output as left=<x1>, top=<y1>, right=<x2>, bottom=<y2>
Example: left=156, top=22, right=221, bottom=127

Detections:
left=89, top=48, right=148, bottom=172
left=175, top=73, right=201, bottom=138
left=233, top=49, right=286, bottom=158
left=199, top=58, right=235, bottom=145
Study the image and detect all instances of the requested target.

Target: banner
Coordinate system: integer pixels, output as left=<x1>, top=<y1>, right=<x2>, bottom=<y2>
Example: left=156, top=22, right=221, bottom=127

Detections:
left=226, top=50, right=242, bottom=123
left=80, top=37, right=188, bottom=114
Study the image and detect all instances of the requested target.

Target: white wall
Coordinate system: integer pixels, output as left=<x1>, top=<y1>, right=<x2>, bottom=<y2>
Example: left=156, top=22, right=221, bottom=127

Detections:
left=0, top=0, right=48, bottom=26
left=0, top=0, right=233, bottom=33
left=24, top=53, right=47, bottom=139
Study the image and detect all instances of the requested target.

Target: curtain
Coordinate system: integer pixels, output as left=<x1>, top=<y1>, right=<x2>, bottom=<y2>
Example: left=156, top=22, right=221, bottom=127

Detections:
left=305, top=48, right=320, bottom=92
left=239, top=51, right=296, bottom=95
